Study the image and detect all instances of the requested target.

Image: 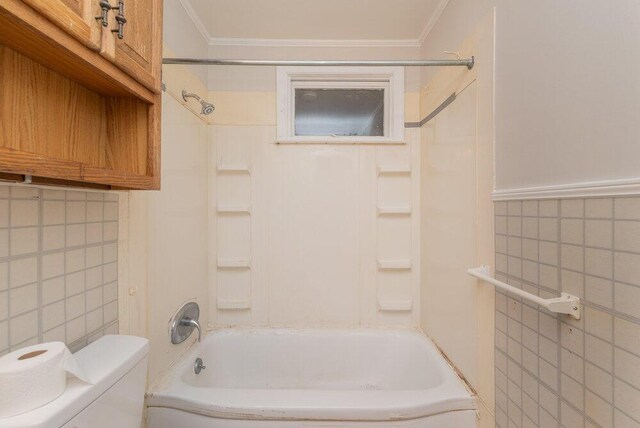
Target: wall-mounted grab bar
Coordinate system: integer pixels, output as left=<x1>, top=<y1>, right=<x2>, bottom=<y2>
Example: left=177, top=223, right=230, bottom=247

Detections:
left=468, top=266, right=581, bottom=319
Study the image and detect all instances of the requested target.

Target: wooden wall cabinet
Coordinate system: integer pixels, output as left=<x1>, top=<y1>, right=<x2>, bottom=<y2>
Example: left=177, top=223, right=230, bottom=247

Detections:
left=0, top=0, right=163, bottom=190
left=101, top=0, right=162, bottom=92
left=22, top=0, right=102, bottom=49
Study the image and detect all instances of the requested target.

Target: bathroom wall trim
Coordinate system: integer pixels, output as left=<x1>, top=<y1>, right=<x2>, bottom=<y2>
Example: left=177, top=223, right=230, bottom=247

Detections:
left=178, top=0, right=450, bottom=49
left=416, top=0, right=450, bottom=47
left=176, top=0, right=211, bottom=44
left=208, top=37, right=421, bottom=48
left=492, top=176, right=640, bottom=200
left=179, top=0, right=419, bottom=48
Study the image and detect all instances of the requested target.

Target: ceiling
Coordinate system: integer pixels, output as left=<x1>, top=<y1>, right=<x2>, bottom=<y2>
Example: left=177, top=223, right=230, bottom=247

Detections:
left=183, top=0, right=448, bottom=46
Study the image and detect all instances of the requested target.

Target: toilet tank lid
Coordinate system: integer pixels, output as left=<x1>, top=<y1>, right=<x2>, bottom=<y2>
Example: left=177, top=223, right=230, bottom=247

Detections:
left=0, top=335, right=149, bottom=428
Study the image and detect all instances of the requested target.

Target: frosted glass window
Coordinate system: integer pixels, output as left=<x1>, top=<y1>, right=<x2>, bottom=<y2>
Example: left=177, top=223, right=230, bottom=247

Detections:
left=294, top=89, right=384, bottom=137
left=276, top=67, right=404, bottom=143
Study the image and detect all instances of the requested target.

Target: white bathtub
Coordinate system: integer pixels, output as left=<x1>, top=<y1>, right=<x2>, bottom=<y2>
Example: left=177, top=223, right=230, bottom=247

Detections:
left=146, top=329, right=476, bottom=427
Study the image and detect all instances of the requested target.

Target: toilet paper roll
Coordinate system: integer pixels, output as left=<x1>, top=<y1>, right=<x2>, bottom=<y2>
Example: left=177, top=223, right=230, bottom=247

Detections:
left=0, top=342, right=92, bottom=418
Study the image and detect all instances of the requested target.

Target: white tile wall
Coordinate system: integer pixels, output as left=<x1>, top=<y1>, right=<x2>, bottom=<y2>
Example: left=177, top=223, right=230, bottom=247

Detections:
left=0, top=185, right=119, bottom=356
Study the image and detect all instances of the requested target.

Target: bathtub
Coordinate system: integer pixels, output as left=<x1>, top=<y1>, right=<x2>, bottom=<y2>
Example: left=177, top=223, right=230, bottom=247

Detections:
left=146, top=329, right=477, bottom=427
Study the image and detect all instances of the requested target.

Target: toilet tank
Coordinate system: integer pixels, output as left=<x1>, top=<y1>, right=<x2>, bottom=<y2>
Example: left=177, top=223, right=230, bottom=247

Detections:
left=0, top=335, right=149, bottom=428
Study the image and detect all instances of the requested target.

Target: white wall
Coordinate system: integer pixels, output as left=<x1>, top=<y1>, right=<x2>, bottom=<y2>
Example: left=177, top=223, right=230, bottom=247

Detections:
left=163, top=0, right=209, bottom=85
left=147, top=95, right=209, bottom=381
left=422, top=82, right=479, bottom=380
left=207, top=45, right=422, bottom=92
left=209, top=127, right=421, bottom=328
left=204, top=46, right=423, bottom=127
left=122, top=94, right=209, bottom=384
left=419, top=13, right=495, bottom=428
left=421, top=0, right=640, bottom=191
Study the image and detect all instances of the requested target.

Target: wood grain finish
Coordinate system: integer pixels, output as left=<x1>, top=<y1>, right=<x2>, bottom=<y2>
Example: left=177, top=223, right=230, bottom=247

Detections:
left=0, top=44, right=160, bottom=190
left=105, top=97, right=148, bottom=175
left=148, top=93, right=161, bottom=188
left=0, top=146, right=84, bottom=179
left=0, top=172, right=111, bottom=190
left=102, top=0, right=163, bottom=93
left=0, top=45, right=108, bottom=166
left=0, top=147, right=155, bottom=190
left=22, top=0, right=101, bottom=49
left=0, top=0, right=153, bottom=101
left=0, top=0, right=162, bottom=190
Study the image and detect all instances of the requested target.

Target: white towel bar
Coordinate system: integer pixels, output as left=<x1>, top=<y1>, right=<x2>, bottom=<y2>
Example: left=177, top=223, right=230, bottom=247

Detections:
left=468, top=265, right=581, bottom=319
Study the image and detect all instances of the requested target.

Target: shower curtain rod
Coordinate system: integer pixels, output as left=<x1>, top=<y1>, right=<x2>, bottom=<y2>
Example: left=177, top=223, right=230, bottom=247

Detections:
left=162, top=57, right=474, bottom=69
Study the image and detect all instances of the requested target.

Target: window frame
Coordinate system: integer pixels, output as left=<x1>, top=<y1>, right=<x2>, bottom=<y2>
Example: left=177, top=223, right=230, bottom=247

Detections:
left=276, top=66, right=405, bottom=144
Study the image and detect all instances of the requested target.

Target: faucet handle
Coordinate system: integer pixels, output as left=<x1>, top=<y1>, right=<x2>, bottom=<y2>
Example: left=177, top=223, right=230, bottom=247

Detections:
left=169, top=302, right=201, bottom=344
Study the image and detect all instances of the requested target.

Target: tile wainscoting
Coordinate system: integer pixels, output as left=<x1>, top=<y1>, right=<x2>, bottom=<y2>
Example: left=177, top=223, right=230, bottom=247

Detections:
left=0, top=185, right=119, bottom=356
left=495, top=197, right=640, bottom=428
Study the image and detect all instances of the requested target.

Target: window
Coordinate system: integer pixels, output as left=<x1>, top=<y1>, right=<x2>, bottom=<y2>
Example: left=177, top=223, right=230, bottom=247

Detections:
left=294, top=88, right=384, bottom=137
left=277, top=67, right=404, bottom=143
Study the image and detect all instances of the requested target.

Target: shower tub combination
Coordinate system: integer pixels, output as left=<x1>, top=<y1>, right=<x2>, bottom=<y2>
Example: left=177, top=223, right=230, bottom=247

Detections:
left=147, top=329, right=477, bottom=427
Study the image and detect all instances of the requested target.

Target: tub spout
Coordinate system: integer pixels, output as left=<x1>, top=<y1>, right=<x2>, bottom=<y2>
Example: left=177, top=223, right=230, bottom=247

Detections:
left=180, top=317, right=201, bottom=342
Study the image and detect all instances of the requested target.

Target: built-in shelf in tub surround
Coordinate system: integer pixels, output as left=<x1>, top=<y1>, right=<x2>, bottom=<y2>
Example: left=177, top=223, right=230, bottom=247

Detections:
left=216, top=164, right=251, bottom=174
left=216, top=205, right=252, bottom=214
left=374, top=138, right=416, bottom=322
left=377, top=165, right=411, bottom=175
left=217, top=258, right=251, bottom=268
left=377, top=205, right=412, bottom=215
left=216, top=299, right=251, bottom=310
left=377, top=260, right=412, bottom=270
left=377, top=299, right=413, bottom=311
left=214, top=128, right=254, bottom=323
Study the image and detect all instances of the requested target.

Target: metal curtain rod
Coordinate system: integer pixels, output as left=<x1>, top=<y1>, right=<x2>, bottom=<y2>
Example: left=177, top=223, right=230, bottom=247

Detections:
left=162, top=57, right=474, bottom=69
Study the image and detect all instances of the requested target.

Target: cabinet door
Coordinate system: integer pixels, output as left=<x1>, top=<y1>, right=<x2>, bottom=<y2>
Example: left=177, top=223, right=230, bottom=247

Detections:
left=22, top=0, right=101, bottom=49
left=101, top=0, right=162, bottom=93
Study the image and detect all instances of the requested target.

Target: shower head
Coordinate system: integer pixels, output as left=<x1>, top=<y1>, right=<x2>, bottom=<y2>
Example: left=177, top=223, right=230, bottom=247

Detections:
left=182, top=90, right=215, bottom=115
left=200, top=101, right=215, bottom=115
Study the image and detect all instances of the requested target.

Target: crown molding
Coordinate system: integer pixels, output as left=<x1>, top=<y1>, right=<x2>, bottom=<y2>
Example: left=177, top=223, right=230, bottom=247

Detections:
left=417, top=0, right=450, bottom=47
left=177, top=0, right=211, bottom=44
left=208, top=37, right=421, bottom=48
left=179, top=0, right=449, bottom=49
left=492, top=177, right=640, bottom=201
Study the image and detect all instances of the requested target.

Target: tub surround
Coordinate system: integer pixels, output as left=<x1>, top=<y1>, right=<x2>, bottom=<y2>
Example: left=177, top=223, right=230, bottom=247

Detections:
left=0, top=185, right=119, bottom=356
left=419, top=13, right=496, bottom=428
left=209, top=126, right=421, bottom=328
left=495, top=197, right=640, bottom=427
